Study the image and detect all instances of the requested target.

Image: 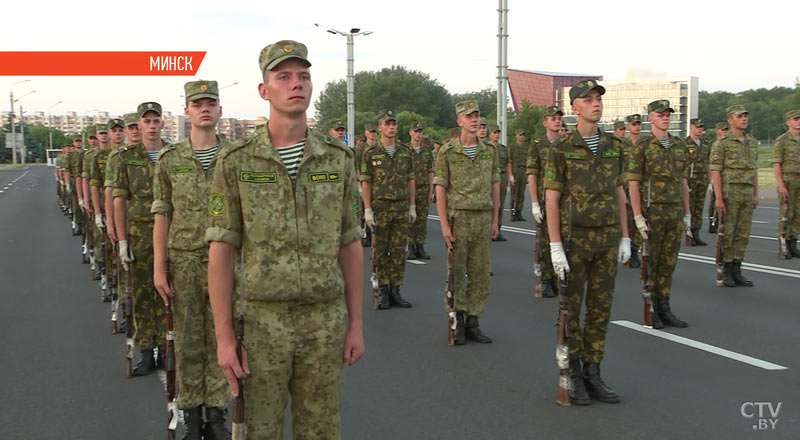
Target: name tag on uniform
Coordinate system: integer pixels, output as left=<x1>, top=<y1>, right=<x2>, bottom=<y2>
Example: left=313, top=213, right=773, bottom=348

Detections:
left=601, top=150, right=620, bottom=158
left=171, top=165, right=194, bottom=174
left=127, top=159, right=147, bottom=166
left=371, top=154, right=386, bottom=159
left=396, top=152, right=410, bottom=158
left=564, top=151, right=585, bottom=160
left=239, top=171, right=277, bottom=183
left=450, top=158, right=465, bottom=164
left=308, top=172, right=341, bottom=183
left=479, top=153, right=492, bottom=160
left=98, top=159, right=107, bottom=164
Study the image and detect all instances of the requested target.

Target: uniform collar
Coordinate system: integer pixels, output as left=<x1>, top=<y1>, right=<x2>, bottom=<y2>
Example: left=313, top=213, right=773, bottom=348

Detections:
left=252, top=124, right=323, bottom=163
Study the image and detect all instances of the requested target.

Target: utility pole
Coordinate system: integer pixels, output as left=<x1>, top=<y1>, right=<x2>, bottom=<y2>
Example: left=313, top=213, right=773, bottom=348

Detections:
left=497, top=0, right=509, bottom=144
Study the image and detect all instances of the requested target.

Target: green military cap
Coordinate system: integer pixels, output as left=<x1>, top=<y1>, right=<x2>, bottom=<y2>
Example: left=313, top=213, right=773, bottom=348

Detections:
left=690, top=118, right=704, bottom=127
left=86, top=125, right=97, bottom=137
left=377, top=109, right=397, bottom=123
left=95, top=123, right=108, bottom=134
left=613, top=121, right=625, bottom=130
left=71, top=134, right=83, bottom=142
left=544, top=105, right=564, bottom=118
left=137, top=102, right=162, bottom=118
left=455, top=100, right=479, bottom=116
left=449, top=126, right=461, bottom=136
left=626, top=114, right=642, bottom=124
left=785, top=109, right=800, bottom=120
left=715, top=122, right=729, bottom=130
left=184, top=80, right=219, bottom=101
left=364, top=122, right=377, bottom=132
left=515, top=127, right=525, bottom=135
left=259, top=40, right=311, bottom=73
left=488, top=124, right=500, bottom=133
left=726, top=104, right=748, bottom=117
left=410, top=122, right=423, bottom=131
left=123, top=113, right=138, bottom=126
left=329, top=119, right=345, bottom=130
left=569, top=79, right=605, bottom=104
left=107, top=118, right=124, bottom=130
left=479, top=117, right=487, bottom=126
left=647, top=99, right=674, bottom=113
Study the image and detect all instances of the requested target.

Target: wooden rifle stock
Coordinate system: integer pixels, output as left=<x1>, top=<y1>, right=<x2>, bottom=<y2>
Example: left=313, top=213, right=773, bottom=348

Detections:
left=533, top=223, right=542, bottom=297
left=165, top=303, right=177, bottom=439
left=778, top=196, right=790, bottom=259
left=232, top=315, right=246, bottom=439
left=556, top=275, right=570, bottom=407
left=640, top=238, right=653, bottom=328
left=446, top=238, right=456, bottom=346
left=370, top=225, right=378, bottom=309
left=715, top=212, right=725, bottom=287
left=87, top=211, right=95, bottom=279
left=125, top=266, right=134, bottom=377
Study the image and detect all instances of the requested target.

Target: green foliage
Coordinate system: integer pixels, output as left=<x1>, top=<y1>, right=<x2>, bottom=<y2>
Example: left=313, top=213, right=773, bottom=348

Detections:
left=452, top=87, right=498, bottom=122
left=506, top=99, right=544, bottom=145
left=699, top=86, right=800, bottom=142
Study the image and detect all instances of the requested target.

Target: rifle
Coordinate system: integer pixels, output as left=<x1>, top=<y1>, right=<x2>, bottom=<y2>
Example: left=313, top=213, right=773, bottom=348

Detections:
left=370, top=225, right=379, bottom=309
left=556, top=200, right=571, bottom=407
left=778, top=195, right=790, bottom=259
left=533, top=222, right=542, bottom=298
left=165, top=301, right=177, bottom=439
left=110, top=234, right=119, bottom=333
left=125, top=266, right=134, bottom=377
left=640, top=239, right=653, bottom=328
left=81, top=209, right=90, bottom=264
left=87, top=211, right=95, bottom=280
left=714, top=211, right=725, bottom=287
left=232, top=249, right=246, bottom=440
left=445, top=225, right=456, bottom=346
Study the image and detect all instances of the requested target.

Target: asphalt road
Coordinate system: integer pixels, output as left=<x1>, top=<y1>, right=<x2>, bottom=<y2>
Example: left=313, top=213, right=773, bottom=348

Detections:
left=1, top=166, right=797, bottom=439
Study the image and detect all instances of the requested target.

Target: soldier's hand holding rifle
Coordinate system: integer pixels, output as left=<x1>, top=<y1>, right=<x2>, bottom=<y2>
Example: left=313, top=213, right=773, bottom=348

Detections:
left=95, top=213, right=104, bottom=231
left=550, top=242, right=570, bottom=281
left=118, top=239, right=134, bottom=271
left=634, top=214, right=649, bottom=240
left=618, top=237, right=631, bottom=264
left=531, top=201, right=543, bottom=224
left=408, top=205, right=417, bottom=223
left=364, top=208, right=376, bottom=229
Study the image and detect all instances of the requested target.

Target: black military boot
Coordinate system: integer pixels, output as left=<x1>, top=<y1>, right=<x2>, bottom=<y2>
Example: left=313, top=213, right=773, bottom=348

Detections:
left=789, top=239, right=800, bottom=258
left=464, top=315, right=492, bottom=343
left=377, top=285, right=391, bottom=309
left=722, top=262, right=736, bottom=287
left=583, top=362, right=620, bottom=403
left=692, top=228, right=707, bottom=246
left=657, top=298, right=687, bottom=328
left=541, top=278, right=556, bottom=298
left=157, top=345, right=166, bottom=370
left=732, top=260, right=754, bottom=287
left=406, top=243, right=417, bottom=260
left=453, top=312, right=466, bottom=345
left=628, top=245, right=641, bottom=269
left=416, top=243, right=431, bottom=260
left=650, top=298, right=664, bottom=329
left=180, top=406, right=203, bottom=440
left=203, top=407, right=231, bottom=440
left=568, top=360, right=591, bottom=405
left=389, top=285, right=412, bottom=308
left=133, top=348, right=156, bottom=376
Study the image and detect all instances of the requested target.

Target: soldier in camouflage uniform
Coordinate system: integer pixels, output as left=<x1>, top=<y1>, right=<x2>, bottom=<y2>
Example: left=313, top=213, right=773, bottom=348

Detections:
left=489, top=124, right=511, bottom=242
left=509, top=128, right=527, bottom=221
left=772, top=110, right=800, bottom=258
left=527, top=105, right=564, bottom=298
left=406, top=122, right=434, bottom=260
left=612, top=120, right=625, bottom=138
left=685, top=118, right=711, bottom=246
left=707, top=122, right=730, bottom=234
left=123, top=112, right=142, bottom=145
left=328, top=119, right=346, bottom=141
left=623, top=114, right=643, bottom=268
left=356, top=123, right=378, bottom=247
left=434, top=100, right=500, bottom=345
left=81, top=128, right=100, bottom=273
left=67, top=137, right=85, bottom=235
left=152, top=80, right=231, bottom=438
left=110, top=101, right=167, bottom=375
left=361, top=110, right=415, bottom=309
left=207, top=40, right=364, bottom=439
left=710, top=105, right=757, bottom=287
left=86, top=124, right=110, bottom=298
left=544, top=79, right=630, bottom=405
left=628, top=100, right=691, bottom=329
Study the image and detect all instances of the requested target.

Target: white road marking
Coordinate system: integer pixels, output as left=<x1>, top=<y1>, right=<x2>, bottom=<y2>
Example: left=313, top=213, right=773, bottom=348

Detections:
left=407, top=259, right=426, bottom=265
left=612, top=320, right=788, bottom=371
left=751, top=220, right=768, bottom=224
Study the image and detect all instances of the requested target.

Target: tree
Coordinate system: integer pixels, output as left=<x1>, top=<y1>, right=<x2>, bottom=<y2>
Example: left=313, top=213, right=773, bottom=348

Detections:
left=699, top=87, right=797, bottom=142
left=452, top=88, right=498, bottom=122
left=506, top=99, right=544, bottom=145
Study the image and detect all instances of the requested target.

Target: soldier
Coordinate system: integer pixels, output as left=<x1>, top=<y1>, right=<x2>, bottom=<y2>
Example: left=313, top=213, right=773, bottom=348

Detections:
left=361, top=110, right=415, bottom=309
left=527, top=105, right=564, bottom=298
left=56, top=145, right=70, bottom=213
left=357, top=123, right=378, bottom=247
left=623, top=114, right=643, bottom=268
left=685, top=118, right=711, bottom=246
left=509, top=128, right=527, bottom=221
left=354, top=134, right=364, bottom=149
left=407, top=122, right=434, bottom=260
left=708, top=122, right=730, bottom=234
left=544, top=79, right=630, bottom=404
left=123, top=112, right=142, bottom=145
left=489, top=124, right=511, bottom=242
left=109, top=101, right=167, bottom=375
left=87, top=124, right=111, bottom=298
left=612, top=120, right=625, bottom=138
left=328, top=119, right=346, bottom=141
left=710, top=105, right=757, bottom=287
left=772, top=110, right=800, bottom=258
left=207, top=40, right=364, bottom=439
left=434, top=99, right=500, bottom=345
left=152, top=80, right=231, bottom=438
left=628, top=100, right=691, bottom=329
left=67, top=135, right=85, bottom=235
left=81, top=129, right=100, bottom=270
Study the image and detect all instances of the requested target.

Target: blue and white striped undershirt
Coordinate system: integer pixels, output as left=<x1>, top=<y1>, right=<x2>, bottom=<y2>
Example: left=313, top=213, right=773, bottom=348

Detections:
left=583, top=134, right=599, bottom=155
left=384, top=146, right=395, bottom=158
left=659, top=138, right=671, bottom=150
left=146, top=150, right=160, bottom=163
left=462, top=145, right=477, bottom=159
left=276, top=140, right=305, bottom=181
left=193, top=145, right=217, bottom=171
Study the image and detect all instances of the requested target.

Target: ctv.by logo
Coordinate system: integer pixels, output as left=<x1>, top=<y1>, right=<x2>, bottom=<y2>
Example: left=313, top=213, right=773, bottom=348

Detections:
left=740, top=401, right=782, bottom=430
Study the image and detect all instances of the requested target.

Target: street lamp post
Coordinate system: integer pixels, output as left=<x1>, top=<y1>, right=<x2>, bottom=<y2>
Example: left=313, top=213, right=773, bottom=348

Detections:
left=8, top=79, right=31, bottom=165
left=315, top=23, right=372, bottom=147
left=12, top=89, right=36, bottom=165
left=48, top=100, right=63, bottom=150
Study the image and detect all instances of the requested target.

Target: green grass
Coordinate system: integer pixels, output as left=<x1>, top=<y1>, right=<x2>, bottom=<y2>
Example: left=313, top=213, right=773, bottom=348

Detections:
left=758, top=145, right=774, bottom=168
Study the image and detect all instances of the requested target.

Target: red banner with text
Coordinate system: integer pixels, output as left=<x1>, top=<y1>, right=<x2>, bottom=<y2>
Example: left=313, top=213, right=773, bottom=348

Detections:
left=0, top=52, right=206, bottom=75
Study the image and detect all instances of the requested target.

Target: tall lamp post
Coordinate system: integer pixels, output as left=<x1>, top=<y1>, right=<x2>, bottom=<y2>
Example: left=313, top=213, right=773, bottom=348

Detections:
left=48, top=100, right=63, bottom=149
left=315, top=23, right=372, bottom=147
left=13, top=90, right=36, bottom=165
left=9, top=79, right=32, bottom=165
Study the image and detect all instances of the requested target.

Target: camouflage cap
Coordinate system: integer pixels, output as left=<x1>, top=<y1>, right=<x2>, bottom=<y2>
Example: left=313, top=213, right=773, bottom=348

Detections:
left=690, top=118, right=704, bottom=127
left=377, top=110, right=397, bottom=123
left=544, top=105, right=564, bottom=118
left=123, top=113, right=138, bottom=126
left=184, top=80, right=219, bottom=102
left=259, top=40, right=311, bottom=73
left=95, top=123, right=108, bottom=134
left=86, top=125, right=97, bottom=137
left=569, top=79, right=605, bottom=104
left=329, top=119, right=345, bottom=130
left=137, top=102, right=162, bottom=118
left=488, top=124, right=500, bottom=133
left=626, top=114, right=642, bottom=124
left=454, top=100, right=479, bottom=116
left=107, top=118, right=124, bottom=130
left=726, top=104, right=748, bottom=117
left=785, top=109, right=800, bottom=120
left=364, top=122, right=377, bottom=132
left=648, top=99, right=675, bottom=113
left=479, top=117, right=487, bottom=126
left=410, top=122, right=423, bottom=131
left=613, top=121, right=625, bottom=130
left=515, top=127, right=525, bottom=135
left=71, top=134, right=83, bottom=142
left=715, top=122, right=729, bottom=130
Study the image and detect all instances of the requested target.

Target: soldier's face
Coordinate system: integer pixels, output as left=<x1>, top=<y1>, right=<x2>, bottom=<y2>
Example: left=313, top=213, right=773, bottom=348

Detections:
left=365, top=130, right=376, bottom=143
left=543, top=115, right=562, bottom=133
left=729, top=113, right=748, bottom=130
left=627, top=122, right=641, bottom=136
left=614, top=127, right=626, bottom=137
left=410, top=129, right=423, bottom=142
left=458, top=111, right=480, bottom=134
left=478, top=125, right=487, bottom=138
left=716, top=128, right=728, bottom=138
left=125, top=124, right=141, bottom=143
left=259, top=60, right=312, bottom=116
left=72, top=139, right=83, bottom=148
left=571, top=90, right=603, bottom=123
left=110, top=126, right=125, bottom=144
left=559, top=127, right=567, bottom=135
left=186, top=98, right=222, bottom=128
left=515, top=133, right=525, bottom=143
left=88, top=136, right=98, bottom=147
left=649, top=110, right=672, bottom=131
left=691, top=125, right=704, bottom=137
left=788, top=116, right=800, bottom=131
left=97, top=132, right=109, bottom=144
left=379, top=120, right=397, bottom=138
left=489, top=131, right=500, bottom=143
left=329, top=128, right=345, bottom=140
left=139, top=111, right=164, bottom=142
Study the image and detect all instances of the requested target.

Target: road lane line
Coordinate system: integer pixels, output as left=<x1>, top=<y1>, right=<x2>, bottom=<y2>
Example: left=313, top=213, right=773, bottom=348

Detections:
left=407, top=260, right=426, bottom=265
left=612, top=320, right=788, bottom=371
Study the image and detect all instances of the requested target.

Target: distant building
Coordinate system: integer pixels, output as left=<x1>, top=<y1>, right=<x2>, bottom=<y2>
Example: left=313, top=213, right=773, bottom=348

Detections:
left=507, top=69, right=602, bottom=112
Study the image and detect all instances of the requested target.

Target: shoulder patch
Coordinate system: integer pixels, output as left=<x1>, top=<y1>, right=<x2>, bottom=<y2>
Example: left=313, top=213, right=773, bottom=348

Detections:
left=208, top=192, right=225, bottom=216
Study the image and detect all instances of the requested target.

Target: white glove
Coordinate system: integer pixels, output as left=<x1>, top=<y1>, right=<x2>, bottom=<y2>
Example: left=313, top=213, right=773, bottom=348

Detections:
left=634, top=214, right=648, bottom=240
left=78, top=199, right=85, bottom=209
left=95, top=213, right=105, bottom=230
left=364, top=208, right=376, bottom=229
left=683, top=213, right=691, bottom=230
left=409, top=205, right=417, bottom=223
left=550, top=242, right=570, bottom=281
left=618, top=237, right=631, bottom=264
left=531, top=202, right=543, bottom=224
left=66, top=183, right=73, bottom=194
left=509, top=174, right=516, bottom=185
left=707, top=183, right=713, bottom=192
left=358, top=185, right=363, bottom=196
left=119, top=239, right=134, bottom=271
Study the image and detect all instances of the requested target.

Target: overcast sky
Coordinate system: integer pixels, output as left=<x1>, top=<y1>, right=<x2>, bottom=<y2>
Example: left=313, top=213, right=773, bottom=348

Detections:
left=3, top=0, right=796, bottom=120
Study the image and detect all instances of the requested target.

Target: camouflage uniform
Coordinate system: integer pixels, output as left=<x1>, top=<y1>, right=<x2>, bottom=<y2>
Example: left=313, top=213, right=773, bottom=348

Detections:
left=105, top=148, right=125, bottom=298
left=509, top=140, right=528, bottom=216
left=527, top=135, right=558, bottom=284
left=109, top=142, right=165, bottom=349
left=684, top=135, right=711, bottom=230
left=409, top=143, right=434, bottom=245
left=68, top=148, right=85, bottom=229
left=627, top=133, right=688, bottom=300
left=89, top=148, right=111, bottom=266
left=360, top=142, right=414, bottom=286
left=543, top=129, right=624, bottom=363
left=622, top=137, right=641, bottom=250
left=152, top=136, right=230, bottom=410
left=772, top=131, right=800, bottom=239
left=433, top=137, right=499, bottom=315
left=495, top=140, right=510, bottom=231
left=205, top=125, right=361, bottom=439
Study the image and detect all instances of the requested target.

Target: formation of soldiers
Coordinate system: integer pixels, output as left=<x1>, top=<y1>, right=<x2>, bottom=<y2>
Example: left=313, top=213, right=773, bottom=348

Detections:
left=51, top=37, right=800, bottom=437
